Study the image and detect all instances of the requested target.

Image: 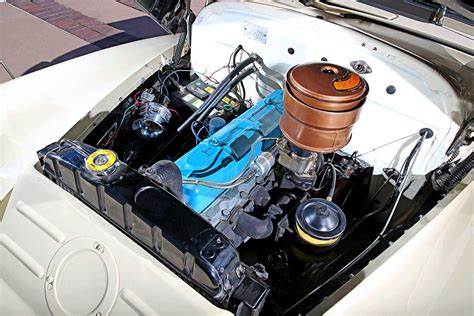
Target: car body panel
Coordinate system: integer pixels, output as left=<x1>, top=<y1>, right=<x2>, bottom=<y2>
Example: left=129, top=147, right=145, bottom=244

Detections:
left=191, top=2, right=461, bottom=176
left=318, top=177, right=473, bottom=315
left=0, top=35, right=178, bottom=200
left=0, top=2, right=472, bottom=315
left=0, top=166, right=230, bottom=315
left=244, top=0, right=473, bottom=54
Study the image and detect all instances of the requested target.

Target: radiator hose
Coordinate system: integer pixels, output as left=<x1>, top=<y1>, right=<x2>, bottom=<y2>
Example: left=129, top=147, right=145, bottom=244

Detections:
left=141, top=160, right=183, bottom=199
left=433, top=152, right=474, bottom=193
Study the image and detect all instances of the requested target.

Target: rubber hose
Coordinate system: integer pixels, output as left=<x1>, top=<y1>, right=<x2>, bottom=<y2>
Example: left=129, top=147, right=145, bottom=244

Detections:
left=196, top=66, right=257, bottom=123
left=177, top=55, right=259, bottom=133
left=434, top=152, right=473, bottom=192
left=147, top=160, right=183, bottom=199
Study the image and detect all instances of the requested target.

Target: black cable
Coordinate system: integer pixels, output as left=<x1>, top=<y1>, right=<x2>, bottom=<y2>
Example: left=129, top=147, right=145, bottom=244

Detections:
left=228, top=45, right=242, bottom=69
left=196, top=66, right=257, bottom=123
left=195, top=66, right=256, bottom=122
left=189, top=148, right=224, bottom=175
left=343, top=157, right=412, bottom=238
left=284, top=130, right=430, bottom=315
left=284, top=237, right=381, bottom=315
left=342, top=155, right=413, bottom=240
left=204, top=54, right=256, bottom=106
left=327, top=163, right=337, bottom=200
left=395, top=137, right=423, bottom=187
left=353, top=172, right=397, bottom=219
left=199, top=57, right=257, bottom=115
left=148, top=58, right=259, bottom=163
left=190, top=157, right=233, bottom=178
left=177, top=54, right=259, bottom=133
left=434, top=151, right=474, bottom=193
left=230, top=45, right=248, bottom=102
left=342, top=189, right=397, bottom=240
left=239, top=82, right=247, bottom=104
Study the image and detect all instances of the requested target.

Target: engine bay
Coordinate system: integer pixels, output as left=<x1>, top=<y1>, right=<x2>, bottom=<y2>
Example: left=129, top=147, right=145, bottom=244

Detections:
left=36, top=44, right=471, bottom=315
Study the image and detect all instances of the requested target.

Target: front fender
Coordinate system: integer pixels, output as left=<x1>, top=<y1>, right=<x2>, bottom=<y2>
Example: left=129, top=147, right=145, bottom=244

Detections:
left=0, top=35, right=179, bottom=200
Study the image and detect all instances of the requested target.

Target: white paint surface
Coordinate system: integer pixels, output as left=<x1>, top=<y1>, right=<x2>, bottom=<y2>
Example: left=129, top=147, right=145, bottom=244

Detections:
left=0, top=35, right=178, bottom=199
left=191, top=2, right=461, bottom=175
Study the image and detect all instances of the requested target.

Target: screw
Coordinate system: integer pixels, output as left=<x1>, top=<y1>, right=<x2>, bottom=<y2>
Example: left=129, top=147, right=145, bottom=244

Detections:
left=46, top=275, right=54, bottom=290
left=119, top=97, right=124, bottom=102
left=94, top=242, right=104, bottom=253
left=216, top=237, right=222, bottom=244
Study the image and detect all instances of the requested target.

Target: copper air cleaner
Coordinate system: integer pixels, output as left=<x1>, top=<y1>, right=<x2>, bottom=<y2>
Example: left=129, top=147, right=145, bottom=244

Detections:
left=280, top=63, right=369, bottom=153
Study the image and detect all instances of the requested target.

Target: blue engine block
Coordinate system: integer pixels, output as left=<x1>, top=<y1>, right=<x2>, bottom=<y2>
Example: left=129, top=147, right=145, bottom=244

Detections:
left=175, top=90, right=284, bottom=213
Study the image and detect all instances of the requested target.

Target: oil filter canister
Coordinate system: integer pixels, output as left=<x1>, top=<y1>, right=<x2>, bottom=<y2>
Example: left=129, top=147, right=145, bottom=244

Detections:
left=295, top=198, right=346, bottom=247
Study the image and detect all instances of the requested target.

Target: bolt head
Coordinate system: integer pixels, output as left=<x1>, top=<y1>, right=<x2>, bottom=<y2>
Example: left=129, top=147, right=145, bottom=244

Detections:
left=94, top=242, right=104, bottom=253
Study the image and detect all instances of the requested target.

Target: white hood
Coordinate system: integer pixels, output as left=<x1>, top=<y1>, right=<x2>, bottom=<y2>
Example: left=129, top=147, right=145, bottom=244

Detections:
left=0, top=35, right=178, bottom=200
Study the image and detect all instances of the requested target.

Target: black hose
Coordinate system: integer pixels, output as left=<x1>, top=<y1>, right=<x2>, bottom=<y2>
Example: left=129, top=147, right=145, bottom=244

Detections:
left=145, top=160, right=183, bottom=199
left=395, top=137, right=422, bottom=188
left=149, top=56, right=260, bottom=163
left=199, top=54, right=256, bottom=106
left=433, top=152, right=474, bottom=193
left=196, top=66, right=257, bottom=123
left=196, top=65, right=257, bottom=122
left=177, top=55, right=259, bottom=133
left=285, top=131, right=430, bottom=315
left=231, top=46, right=247, bottom=101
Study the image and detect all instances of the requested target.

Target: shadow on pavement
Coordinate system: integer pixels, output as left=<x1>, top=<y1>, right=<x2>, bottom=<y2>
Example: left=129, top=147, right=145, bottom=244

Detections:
left=110, top=16, right=168, bottom=39
left=23, top=16, right=167, bottom=76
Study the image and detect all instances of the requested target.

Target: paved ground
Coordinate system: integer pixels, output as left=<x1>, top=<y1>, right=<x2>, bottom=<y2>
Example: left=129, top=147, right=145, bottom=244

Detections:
left=0, top=0, right=166, bottom=83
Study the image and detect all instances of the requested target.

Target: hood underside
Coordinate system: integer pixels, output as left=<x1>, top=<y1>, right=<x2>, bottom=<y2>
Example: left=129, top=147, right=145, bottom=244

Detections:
left=136, top=0, right=187, bottom=33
